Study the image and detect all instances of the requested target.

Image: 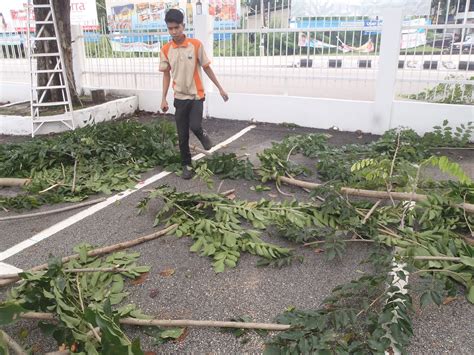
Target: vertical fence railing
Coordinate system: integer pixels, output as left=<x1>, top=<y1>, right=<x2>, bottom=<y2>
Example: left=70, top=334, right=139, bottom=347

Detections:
left=395, top=0, right=474, bottom=104
left=1, top=1, right=473, bottom=104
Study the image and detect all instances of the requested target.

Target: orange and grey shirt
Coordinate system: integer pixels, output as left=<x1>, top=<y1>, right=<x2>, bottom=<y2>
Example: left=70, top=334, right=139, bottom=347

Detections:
left=159, top=36, right=211, bottom=100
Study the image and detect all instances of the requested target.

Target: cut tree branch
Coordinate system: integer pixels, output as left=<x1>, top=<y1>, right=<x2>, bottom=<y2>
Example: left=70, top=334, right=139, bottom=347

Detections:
left=0, top=266, right=130, bottom=280
left=0, top=198, right=106, bottom=222
left=277, top=176, right=474, bottom=214
left=0, top=178, right=31, bottom=187
left=0, top=224, right=177, bottom=287
left=0, top=329, right=27, bottom=355
left=19, top=312, right=291, bottom=331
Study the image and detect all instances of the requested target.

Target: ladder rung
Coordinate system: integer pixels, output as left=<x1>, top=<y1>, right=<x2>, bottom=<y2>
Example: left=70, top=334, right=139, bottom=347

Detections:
left=31, top=37, right=57, bottom=41
left=35, top=21, right=54, bottom=25
left=34, top=85, right=66, bottom=90
left=33, top=101, right=69, bottom=107
left=32, top=4, right=52, bottom=8
left=35, top=69, right=62, bottom=73
left=31, top=52, right=60, bottom=57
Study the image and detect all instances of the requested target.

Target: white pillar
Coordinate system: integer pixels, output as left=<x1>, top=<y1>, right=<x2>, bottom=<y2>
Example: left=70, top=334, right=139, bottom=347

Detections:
left=71, top=25, right=86, bottom=96
left=373, top=8, right=403, bottom=133
left=194, top=0, right=214, bottom=117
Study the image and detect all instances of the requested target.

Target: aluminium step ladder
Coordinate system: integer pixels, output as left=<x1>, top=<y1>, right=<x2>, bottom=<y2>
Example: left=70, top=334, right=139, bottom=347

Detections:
left=27, top=0, right=74, bottom=137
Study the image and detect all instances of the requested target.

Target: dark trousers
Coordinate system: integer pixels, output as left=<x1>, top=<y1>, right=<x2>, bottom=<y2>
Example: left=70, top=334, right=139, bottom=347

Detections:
left=174, top=98, right=205, bottom=166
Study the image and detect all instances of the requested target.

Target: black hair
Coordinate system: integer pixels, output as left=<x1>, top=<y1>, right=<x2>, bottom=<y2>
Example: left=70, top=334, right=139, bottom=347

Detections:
left=165, top=9, right=184, bottom=24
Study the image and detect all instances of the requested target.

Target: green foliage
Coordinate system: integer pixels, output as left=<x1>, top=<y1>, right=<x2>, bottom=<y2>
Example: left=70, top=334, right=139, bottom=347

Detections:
left=266, top=248, right=413, bottom=354
left=1, top=246, right=150, bottom=353
left=192, top=162, right=215, bottom=189
left=423, top=120, right=474, bottom=147
left=405, top=75, right=474, bottom=105
left=196, top=153, right=255, bottom=180
left=138, top=186, right=326, bottom=272
left=0, top=120, right=180, bottom=210
left=258, top=133, right=329, bottom=182
left=146, top=327, right=185, bottom=345
left=425, top=156, right=472, bottom=184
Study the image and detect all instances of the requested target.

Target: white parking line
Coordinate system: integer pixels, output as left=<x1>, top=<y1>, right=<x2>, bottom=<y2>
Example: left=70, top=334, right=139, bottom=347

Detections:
left=0, top=262, right=23, bottom=275
left=0, top=125, right=256, bottom=265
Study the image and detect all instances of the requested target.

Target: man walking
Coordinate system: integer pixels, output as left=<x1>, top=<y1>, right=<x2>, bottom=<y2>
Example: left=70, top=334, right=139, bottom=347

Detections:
left=160, top=9, right=229, bottom=179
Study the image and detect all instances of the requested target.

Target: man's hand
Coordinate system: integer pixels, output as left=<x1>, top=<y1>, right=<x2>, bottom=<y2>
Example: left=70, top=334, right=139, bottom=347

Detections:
left=161, top=99, right=169, bottom=113
left=219, top=89, right=229, bottom=102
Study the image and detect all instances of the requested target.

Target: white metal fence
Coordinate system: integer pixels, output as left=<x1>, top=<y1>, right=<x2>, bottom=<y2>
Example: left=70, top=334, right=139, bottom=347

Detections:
left=1, top=1, right=473, bottom=104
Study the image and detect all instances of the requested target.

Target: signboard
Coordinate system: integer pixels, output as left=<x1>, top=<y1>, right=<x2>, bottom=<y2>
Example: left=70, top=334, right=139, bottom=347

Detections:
left=291, top=0, right=431, bottom=17
left=0, top=0, right=98, bottom=33
left=105, top=0, right=241, bottom=52
left=295, top=18, right=429, bottom=49
left=106, top=0, right=240, bottom=31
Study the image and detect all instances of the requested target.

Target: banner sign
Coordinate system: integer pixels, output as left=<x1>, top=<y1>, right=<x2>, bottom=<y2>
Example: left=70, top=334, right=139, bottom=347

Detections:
left=291, top=0, right=431, bottom=17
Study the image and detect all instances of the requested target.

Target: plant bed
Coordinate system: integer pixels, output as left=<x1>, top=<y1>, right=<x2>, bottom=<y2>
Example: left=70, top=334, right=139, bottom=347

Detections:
left=0, top=95, right=138, bottom=136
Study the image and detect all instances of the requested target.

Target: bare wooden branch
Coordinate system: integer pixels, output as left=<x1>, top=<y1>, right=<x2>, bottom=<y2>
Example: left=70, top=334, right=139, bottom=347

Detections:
left=19, top=312, right=291, bottom=331
left=72, top=158, right=78, bottom=193
left=277, top=176, right=474, bottom=214
left=0, top=198, right=106, bottom=222
left=190, top=144, right=212, bottom=155
left=0, top=329, right=27, bottom=355
left=0, top=224, right=177, bottom=287
left=362, top=200, right=381, bottom=224
left=0, top=178, right=31, bottom=187
left=119, top=317, right=291, bottom=331
left=412, top=256, right=461, bottom=262
left=304, top=239, right=375, bottom=247
left=0, top=267, right=130, bottom=280
left=39, top=183, right=63, bottom=194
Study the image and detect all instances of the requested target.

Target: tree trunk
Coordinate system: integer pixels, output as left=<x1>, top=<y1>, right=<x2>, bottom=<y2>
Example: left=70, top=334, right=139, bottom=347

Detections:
left=33, top=0, right=79, bottom=105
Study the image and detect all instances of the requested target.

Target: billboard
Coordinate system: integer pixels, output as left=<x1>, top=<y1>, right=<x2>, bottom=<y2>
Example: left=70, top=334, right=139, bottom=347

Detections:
left=105, top=0, right=241, bottom=52
left=291, top=0, right=431, bottom=17
left=0, top=0, right=98, bottom=33
left=295, top=18, right=429, bottom=50
left=106, top=0, right=240, bottom=31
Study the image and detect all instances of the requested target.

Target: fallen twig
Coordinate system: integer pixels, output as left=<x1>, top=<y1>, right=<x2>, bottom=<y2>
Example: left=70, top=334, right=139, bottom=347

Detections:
left=190, top=144, right=212, bottom=156
left=0, top=178, right=31, bottom=187
left=72, top=158, right=78, bottom=193
left=277, top=176, right=474, bottom=214
left=412, top=256, right=461, bottom=262
left=0, top=266, right=129, bottom=280
left=276, top=182, right=293, bottom=197
left=39, top=183, right=63, bottom=194
left=19, top=312, right=291, bottom=331
left=0, top=224, right=177, bottom=287
left=0, top=329, right=27, bottom=355
left=304, top=239, right=375, bottom=247
left=0, top=198, right=106, bottom=222
left=362, top=200, right=381, bottom=224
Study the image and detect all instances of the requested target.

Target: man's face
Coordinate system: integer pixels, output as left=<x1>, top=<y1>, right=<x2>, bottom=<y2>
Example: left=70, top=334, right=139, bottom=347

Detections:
left=167, top=22, right=185, bottom=40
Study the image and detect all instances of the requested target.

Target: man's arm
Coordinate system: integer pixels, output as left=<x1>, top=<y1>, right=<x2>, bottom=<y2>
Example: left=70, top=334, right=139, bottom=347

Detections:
left=161, top=70, right=171, bottom=112
left=203, top=65, right=229, bottom=102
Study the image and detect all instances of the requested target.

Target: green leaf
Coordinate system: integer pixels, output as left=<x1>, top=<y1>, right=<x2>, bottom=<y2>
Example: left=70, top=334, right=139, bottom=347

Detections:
left=159, top=328, right=185, bottom=339
left=420, top=291, right=433, bottom=307
left=0, top=302, right=24, bottom=326
left=460, top=256, right=474, bottom=268
left=213, top=259, right=225, bottom=273
left=467, top=285, right=474, bottom=304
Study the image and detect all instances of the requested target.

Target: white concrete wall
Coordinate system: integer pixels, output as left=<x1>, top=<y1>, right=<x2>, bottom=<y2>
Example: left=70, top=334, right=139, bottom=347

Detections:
left=103, top=87, right=473, bottom=137
left=0, top=82, right=30, bottom=103
left=0, top=96, right=137, bottom=135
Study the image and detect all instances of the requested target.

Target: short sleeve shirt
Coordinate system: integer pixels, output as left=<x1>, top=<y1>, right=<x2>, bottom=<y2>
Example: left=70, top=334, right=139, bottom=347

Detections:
left=160, top=36, right=211, bottom=100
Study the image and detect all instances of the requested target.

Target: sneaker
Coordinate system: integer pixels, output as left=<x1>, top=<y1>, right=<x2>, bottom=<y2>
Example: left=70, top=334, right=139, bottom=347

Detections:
left=181, top=165, right=194, bottom=180
left=200, top=132, right=213, bottom=151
